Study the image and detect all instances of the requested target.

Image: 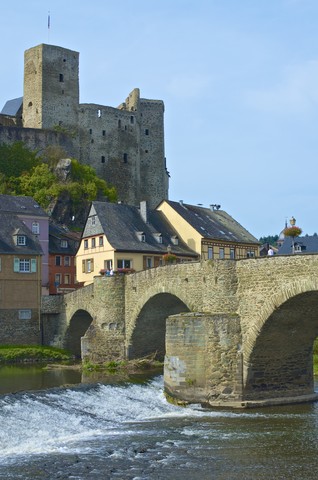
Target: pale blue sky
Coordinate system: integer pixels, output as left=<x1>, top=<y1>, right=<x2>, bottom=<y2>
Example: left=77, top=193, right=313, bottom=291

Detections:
left=1, top=0, right=318, bottom=238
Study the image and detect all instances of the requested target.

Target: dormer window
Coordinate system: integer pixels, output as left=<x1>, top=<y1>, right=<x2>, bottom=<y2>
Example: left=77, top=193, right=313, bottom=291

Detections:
left=171, top=235, right=179, bottom=246
left=60, top=240, right=68, bottom=248
left=137, top=232, right=146, bottom=242
left=154, top=233, right=163, bottom=244
left=17, top=235, right=26, bottom=246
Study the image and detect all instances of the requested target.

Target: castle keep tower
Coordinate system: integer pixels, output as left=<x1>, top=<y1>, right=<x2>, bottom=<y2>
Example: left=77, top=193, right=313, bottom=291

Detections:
left=2, top=43, right=169, bottom=209
left=23, top=44, right=79, bottom=130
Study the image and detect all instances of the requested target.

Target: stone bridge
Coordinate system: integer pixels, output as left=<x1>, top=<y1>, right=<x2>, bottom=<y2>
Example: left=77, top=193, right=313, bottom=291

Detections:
left=44, top=255, right=318, bottom=408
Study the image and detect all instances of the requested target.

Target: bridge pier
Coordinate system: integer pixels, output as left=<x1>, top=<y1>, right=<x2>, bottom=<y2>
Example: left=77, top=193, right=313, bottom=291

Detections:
left=164, top=312, right=243, bottom=406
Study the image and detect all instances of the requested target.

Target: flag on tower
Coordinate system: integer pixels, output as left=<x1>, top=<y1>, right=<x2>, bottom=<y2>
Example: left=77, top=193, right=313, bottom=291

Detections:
left=48, top=12, right=51, bottom=29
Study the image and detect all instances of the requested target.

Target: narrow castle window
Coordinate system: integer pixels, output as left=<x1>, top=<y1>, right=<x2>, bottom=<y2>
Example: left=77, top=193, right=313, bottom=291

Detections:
left=123, top=153, right=128, bottom=163
left=118, top=120, right=121, bottom=128
left=28, top=101, right=32, bottom=107
left=102, top=130, right=106, bottom=136
left=59, top=74, right=64, bottom=82
left=97, top=109, right=101, bottom=118
left=89, top=129, right=92, bottom=134
left=130, top=116, right=134, bottom=124
left=145, top=129, right=149, bottom=135
left=101, top=156, right=105, bottom=163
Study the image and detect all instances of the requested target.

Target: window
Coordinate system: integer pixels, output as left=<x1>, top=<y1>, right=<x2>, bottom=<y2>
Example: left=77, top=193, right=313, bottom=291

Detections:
left=89, top=128, right=92, bottom=134
left=55, top=256, right=61, bottom=266
left=171, top=236, right=179, bottom=246
left=64, top=274, right=70, bottom=285
left=19, top=259, right=30, bottom=272
left=32, top=222, right=40, bottom=234
left=102, top=130, right=106, bottom=136
left=55, top=273, right=61, bottom=285
left=99, top=236, right=104, bottom=246
left=97, top=109, right=101, bottom=118
left=219, top=248, right=224, bottom=259
left=19, top=310, right=31, bottom=320
left=130, top=116, right=134, bottom=124
left=118, top=120, right=121, bottom=128
left=145, top=129, right=149, bottom=135
left=59, top=73, right=64, bottom=82
left=84, top=239, right=88, bottom=249
left=101, top=156, right=105, bottom=163
left=14, top=258, right=36, bottom=273
left=246, top=250, right=255, bottom=258
left=230, top=248, right=235, bottom=259
left=105, top=260, right=112, bottom=270
left=64, top=256, right=70, bottom=267
left=60, top=240, right=68, bottom=248
left=91, top=238, right=96, bottom=248
left=117, top=259, right=131, bottom=269
left=82, top=258, right=94, bottom=273
left=208, top=247, right=213, bottom=259
left=123, top=153, right=128, bottom=163
left=146, top=257, right=152, bottom=268
left=91, top=216, right=96, bottom=226
left=17, top=235, right=26, bottom=246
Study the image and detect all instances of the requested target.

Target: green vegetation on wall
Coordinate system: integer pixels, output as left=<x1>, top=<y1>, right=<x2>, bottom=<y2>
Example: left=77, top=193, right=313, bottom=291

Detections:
left=0, top=142, right=117, bottom=218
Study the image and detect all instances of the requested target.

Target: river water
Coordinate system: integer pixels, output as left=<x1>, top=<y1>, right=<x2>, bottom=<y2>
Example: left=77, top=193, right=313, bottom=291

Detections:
left=0, top=372, right=318, bottom=480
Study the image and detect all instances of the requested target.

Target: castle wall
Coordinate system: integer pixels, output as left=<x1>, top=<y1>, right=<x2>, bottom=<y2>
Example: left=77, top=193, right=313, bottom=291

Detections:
left=0, top=126, right=77, bottom=157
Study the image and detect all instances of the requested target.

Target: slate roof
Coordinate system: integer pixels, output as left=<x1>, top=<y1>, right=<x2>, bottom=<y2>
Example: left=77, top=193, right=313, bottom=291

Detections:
left=277, top=235, right=318, bottom=255
left=0, top=195, right=48, bottom=217
left=162, top=201, right=259, bottom=244
left=49, top=223, right=80, bottom=255
left=88, top=202, right=198, bottom=257
left=0, top=213, right=43, bottom=255
left=1, top=97, right=23, bottom=116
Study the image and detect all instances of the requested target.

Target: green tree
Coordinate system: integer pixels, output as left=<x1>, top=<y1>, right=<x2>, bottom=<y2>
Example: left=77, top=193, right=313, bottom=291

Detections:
left=0, top=142, right=39, bottom=177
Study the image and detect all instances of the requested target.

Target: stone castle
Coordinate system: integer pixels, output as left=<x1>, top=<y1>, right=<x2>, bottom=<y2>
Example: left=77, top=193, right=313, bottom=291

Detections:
left=0, top=44, right=169, bottom=208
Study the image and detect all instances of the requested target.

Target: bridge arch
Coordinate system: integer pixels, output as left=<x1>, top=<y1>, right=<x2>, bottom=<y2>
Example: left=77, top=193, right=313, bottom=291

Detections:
left=243, top=279, right=318, bottom=400
left=127, top=292, right=190, bottom=360
left=64, top=308, right=94, bottom=358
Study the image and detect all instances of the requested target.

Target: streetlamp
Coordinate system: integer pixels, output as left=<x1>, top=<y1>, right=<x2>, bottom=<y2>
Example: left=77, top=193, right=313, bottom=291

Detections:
left=283, top=217, right=302, bottom=254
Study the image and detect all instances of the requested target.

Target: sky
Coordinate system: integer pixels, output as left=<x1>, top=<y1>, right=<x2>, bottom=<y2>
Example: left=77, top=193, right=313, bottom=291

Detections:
left=1, top=0, right=318, bottom=239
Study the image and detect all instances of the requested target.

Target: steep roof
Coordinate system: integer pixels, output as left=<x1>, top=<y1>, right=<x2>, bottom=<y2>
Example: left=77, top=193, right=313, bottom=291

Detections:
left=0, top=213, right=43, bottom=255
left=86, top=201, right=197, bottom=257
left=0, top=195, right=48, bottom=217
left=49, top=223, right=80, bottom=255
left=278, top=235, right=318, bottom=255
left=0, top=97, right=23, bottom=116
left=162, top=200, right=259, bottom=244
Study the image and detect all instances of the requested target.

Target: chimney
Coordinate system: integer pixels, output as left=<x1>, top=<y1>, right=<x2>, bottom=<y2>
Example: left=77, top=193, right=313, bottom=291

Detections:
left=140, top=201, right=148, bottom=223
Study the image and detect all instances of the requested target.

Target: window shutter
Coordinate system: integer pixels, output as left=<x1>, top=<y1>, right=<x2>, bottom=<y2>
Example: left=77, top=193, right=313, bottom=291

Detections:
left=82, top=260, right=85, bottom=273
left=14, top=258, right=20, bottom=272
left=91, top=258, right=94, bottom=272
left=31, top=259, right=37, bottom=272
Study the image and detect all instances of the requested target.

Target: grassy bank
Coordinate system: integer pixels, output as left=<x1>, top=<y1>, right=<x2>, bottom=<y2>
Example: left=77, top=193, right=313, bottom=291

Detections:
left=0, top=345, right=73, bottom=364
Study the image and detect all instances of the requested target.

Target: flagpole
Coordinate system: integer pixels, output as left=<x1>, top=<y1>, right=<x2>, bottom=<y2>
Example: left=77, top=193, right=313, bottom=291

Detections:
left=48, top=11, right=50, bottom=44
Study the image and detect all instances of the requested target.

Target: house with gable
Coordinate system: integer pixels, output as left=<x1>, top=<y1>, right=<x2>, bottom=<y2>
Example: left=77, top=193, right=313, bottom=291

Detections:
left=76, top=201, right=198, bottom=286
left=0, top=195, right=49, bottom=294
left=0, top=212, right=42, bottom=344
left=157, top=200, right=260, bottom=260
left=48, top=222, right=83, bottom=294
left=277, top=233, right=318, bottom=255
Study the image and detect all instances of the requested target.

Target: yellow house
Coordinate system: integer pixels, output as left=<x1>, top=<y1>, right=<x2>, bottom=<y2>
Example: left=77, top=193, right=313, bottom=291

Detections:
left=76, top=201, right=198, bottom=286
left=157, top=200, right=259, bottom=260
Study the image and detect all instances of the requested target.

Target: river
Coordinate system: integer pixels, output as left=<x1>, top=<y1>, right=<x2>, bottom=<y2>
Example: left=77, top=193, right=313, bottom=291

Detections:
left=0, top=369, right=318, bottom=480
